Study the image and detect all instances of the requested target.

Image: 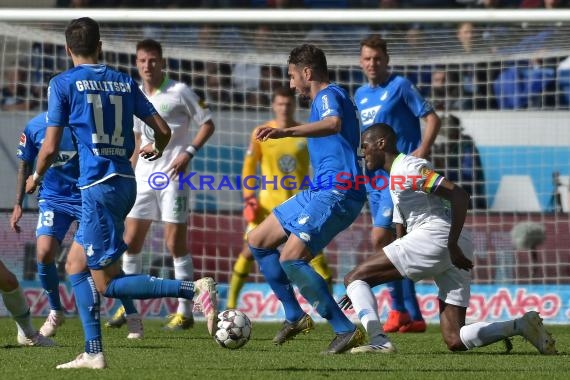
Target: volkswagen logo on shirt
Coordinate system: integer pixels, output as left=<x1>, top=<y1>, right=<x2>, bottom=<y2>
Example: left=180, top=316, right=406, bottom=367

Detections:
left=278, top=154, right=297, bottom=174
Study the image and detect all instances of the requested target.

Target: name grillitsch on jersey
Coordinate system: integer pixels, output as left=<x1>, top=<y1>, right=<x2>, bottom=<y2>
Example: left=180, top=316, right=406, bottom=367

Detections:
left=75, top=80, right=132, bottom=93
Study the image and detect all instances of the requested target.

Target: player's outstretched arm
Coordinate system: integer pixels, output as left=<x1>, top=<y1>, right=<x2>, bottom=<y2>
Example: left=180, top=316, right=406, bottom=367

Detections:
left=25, top=126, right=63, bottom=194
left=10, top=161, right=32, bottom=233
left=433, top=178, right=473, bottom=271
left=140, top=114, right=171, bottom=161
left=256, top=116, right=341, bottom=141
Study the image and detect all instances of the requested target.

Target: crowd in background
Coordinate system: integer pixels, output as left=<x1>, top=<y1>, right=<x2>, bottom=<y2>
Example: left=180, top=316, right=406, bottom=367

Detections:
left=56, top=0, right=569, bottom=9
left=3, top=20, right=569, bottom=113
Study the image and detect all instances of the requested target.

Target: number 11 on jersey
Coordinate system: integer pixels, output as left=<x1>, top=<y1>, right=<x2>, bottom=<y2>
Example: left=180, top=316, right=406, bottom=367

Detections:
left=87, top=93, right=124, bottom=146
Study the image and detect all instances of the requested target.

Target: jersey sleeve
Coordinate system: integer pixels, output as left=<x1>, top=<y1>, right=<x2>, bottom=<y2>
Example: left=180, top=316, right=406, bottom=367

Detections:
left=315, top=89, right=342, bottom=120
left=16, top=126, right=37, bottom=163
left=133, top=80, right=158, bottom=121
left=46, top=76, right=69, bottom=127
left=180, top=85, right=212, bottom=126
left=241, top=127, right=262, bottom=199
left=407, top=158, right=444, bottom=194
left=392, top=204, right=404, bottom=225
left=400, top=77, right=434, bottom=118
left=133, top=116, right=144, bottom=134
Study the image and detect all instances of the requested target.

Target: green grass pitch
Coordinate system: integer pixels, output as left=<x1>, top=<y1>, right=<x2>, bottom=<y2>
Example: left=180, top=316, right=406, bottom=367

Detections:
left=1, top=318, right=568, bottom=380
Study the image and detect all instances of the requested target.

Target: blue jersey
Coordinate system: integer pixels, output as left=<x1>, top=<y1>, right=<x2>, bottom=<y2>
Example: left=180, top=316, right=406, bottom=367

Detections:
left=47, top=64, right=157, bottom=188
left=354, top=74, right=433, bottom=154
left=17, top=112, right=81, bottom=204
left=309, top=83, right=365, bottom=200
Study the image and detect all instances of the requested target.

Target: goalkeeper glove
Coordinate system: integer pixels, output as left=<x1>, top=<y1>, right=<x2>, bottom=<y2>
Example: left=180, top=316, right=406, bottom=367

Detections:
left=243, top=195, right=259, bottom=223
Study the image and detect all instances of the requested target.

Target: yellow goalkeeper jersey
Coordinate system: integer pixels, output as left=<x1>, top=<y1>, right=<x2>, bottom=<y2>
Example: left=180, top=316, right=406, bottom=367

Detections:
left=242, top=120, right=310, bottom=211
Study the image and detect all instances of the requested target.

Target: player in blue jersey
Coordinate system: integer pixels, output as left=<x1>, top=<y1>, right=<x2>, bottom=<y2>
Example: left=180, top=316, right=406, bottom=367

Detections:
left=354, top=35, right=441, bottom=334
left=11, top=112, right=144, bottom=341
left=25, top=18, right=217, bottom=369
left=249, top=44, right=366, bottom=354
left=341, top=123, right=556, bottom=356
left=11, top=112, right=79, bottom=337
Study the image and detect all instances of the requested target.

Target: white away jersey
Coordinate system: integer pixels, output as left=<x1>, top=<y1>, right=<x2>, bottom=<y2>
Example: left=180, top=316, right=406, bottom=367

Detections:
left=390, top=153, right=450, bottom=232
left=134, top=78, right=212, bottom=180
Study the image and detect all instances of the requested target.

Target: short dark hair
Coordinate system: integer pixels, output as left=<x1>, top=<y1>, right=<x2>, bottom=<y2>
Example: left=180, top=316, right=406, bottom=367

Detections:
left=136, top=39, right=163, bottom=58
left=363, top=123, right=396, bottom=146
left=271, top=86, right=295, bottom=101
left=65, top=17, right=100, bottom=57
left=360, top=35, right=388, bottom=55
left=288, top=44, right=328, bottom=77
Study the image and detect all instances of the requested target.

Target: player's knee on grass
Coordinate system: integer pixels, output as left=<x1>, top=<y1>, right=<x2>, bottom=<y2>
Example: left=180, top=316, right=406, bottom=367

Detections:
left=344, top=266, right=365, bottom=287
left=442, top=331, right=467, bottom=352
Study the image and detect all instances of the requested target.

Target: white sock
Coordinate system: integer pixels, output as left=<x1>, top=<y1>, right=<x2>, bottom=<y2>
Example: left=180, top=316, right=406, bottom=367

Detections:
left=459, top=320, right=517, bottom=349
left=346, top=280, right=388, bottom=346
left=174, top=255, right=194, bottom=317
left=1, top=287, right=35, bottom=337
left=122, top=253, right=142, bottom=275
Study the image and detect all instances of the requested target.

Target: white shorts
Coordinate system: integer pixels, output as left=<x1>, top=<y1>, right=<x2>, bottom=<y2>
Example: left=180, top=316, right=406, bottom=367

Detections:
left=127, top=178, right=189, bottom=224
left=384, top=221, right=474, bottom=308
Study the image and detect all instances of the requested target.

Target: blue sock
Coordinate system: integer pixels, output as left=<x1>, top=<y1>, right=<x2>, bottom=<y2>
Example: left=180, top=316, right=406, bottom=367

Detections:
left=281, top=259, right=354, bottom=334
left=387, top=280, right=406, bottom=312
left=69, top=271, right=102, bottom=354
left=249, top=245, right=304, bottom=322
left=116, top=271, right=138, bottom=315
left=402, top=278, right=424, bottom=321
left=103, top=274, right=194, bottom=300
left=120, top=298, right=138, bottom=315
left=37, top=262, right=62, bottom=311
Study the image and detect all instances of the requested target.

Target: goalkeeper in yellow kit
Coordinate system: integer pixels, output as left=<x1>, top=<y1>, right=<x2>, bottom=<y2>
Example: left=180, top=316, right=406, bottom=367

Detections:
left=227, top=87, right=332, bottom=309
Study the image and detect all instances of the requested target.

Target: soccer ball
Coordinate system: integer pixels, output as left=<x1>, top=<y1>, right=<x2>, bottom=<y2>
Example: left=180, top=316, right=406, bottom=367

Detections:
left=214, top=309, right=252, bottom=349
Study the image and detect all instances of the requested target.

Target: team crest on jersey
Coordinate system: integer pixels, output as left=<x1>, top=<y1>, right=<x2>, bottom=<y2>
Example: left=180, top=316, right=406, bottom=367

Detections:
left=160, top=103, right=170, bottom=113
left=19, top=133, right=26, bottom=147
left=321, top=94, right=329, bottom=110
left=419, top=165, right=433, bottom=178
left=380, top=91, right=388, bottom=101
left=278, top=154, right=297, bottom=174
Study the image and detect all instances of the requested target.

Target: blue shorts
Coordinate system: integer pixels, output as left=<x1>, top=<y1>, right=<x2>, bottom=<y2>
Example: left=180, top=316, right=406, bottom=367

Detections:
left=273, top=188, right=364, bottom=255
left=77, top=175, right=136, bottom=270
left=36, top=199, right=82, bottom=243
left=367, top=185, right=394, bottom=229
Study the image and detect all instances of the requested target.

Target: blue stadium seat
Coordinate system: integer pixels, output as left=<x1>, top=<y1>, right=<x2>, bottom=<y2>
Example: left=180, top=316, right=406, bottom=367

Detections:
left=558, top=69, right=570, bottom=106
left=494, top=63, right=555, bottom=109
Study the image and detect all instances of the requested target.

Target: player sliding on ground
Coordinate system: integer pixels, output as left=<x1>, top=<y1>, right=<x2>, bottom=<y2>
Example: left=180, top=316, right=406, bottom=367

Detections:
left=340, top=123, right=557, bottom=355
